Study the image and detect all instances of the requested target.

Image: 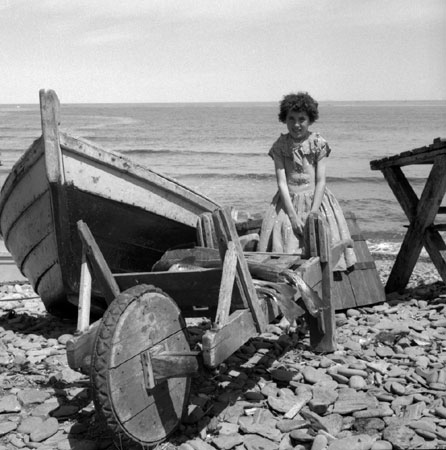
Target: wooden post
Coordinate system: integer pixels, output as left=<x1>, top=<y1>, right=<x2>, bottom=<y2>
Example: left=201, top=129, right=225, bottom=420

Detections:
left=306, top=213, right=336, bottom=353
left=77, top=246, right=92, bottom=333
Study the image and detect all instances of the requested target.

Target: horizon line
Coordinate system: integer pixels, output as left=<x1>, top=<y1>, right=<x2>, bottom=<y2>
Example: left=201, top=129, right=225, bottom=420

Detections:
left=1, top=98, right=446, bottom=106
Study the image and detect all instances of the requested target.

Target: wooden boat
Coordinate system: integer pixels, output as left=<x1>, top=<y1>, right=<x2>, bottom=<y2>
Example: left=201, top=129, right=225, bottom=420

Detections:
left=0, top=90, right=219, bottom=317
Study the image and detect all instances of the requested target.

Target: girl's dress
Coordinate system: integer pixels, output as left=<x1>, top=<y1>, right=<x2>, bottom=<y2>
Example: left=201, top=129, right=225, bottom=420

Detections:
left=258, top=132, right=356, bottom=271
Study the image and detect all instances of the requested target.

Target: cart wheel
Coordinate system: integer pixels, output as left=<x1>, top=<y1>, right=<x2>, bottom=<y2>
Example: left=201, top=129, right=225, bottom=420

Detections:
left=91, top=284, right=192, bottom=449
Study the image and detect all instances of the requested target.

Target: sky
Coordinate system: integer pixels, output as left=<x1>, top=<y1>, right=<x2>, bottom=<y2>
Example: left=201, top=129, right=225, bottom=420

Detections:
left=0, top=0, right=445, bottom=103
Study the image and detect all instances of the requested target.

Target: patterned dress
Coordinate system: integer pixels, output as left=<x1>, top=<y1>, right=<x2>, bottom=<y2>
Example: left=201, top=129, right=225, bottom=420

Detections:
left=258, top=132, right=356, bottom=271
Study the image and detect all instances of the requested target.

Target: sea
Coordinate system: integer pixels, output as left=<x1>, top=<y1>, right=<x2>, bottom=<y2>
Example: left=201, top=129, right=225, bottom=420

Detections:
left=1, top=100, right=445, bottom=257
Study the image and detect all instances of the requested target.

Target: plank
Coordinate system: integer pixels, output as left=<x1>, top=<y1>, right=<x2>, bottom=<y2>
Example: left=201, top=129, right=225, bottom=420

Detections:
left=114, top=268, right=222, bottom=309
left=202, top=309, right=258, bottom=368
left=370, top=139, right=446, bottom=170
left=77, top=220, right=120, bottom=305
left=197, top=212, right=217, bottom=249
left=331, top=271, right=356, bottom=310
left=215, top=241, right=238, bottom=327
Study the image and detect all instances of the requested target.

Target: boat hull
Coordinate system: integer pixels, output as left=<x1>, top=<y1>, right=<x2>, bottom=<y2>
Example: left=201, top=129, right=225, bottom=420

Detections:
left=0, top=97, right=219, bottom=317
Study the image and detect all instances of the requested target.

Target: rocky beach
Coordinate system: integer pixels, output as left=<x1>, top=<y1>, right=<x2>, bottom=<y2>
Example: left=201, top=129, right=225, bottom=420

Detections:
left=1, top=257, right=446, bottom=450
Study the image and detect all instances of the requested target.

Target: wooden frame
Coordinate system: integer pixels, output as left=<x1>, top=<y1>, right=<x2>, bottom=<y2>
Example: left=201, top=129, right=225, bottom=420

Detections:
left=371, top=138, right=446, bottom=292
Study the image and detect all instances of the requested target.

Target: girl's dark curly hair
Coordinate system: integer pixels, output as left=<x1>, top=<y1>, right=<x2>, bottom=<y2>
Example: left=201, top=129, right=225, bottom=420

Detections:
left=278, top=92, right=319, bottom=124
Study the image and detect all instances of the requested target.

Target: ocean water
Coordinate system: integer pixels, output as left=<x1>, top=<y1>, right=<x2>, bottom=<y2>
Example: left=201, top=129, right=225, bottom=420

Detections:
left=1, top=100, right=445, bottom=256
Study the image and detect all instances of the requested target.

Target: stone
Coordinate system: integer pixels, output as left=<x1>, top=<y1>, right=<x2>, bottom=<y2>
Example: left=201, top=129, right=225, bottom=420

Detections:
left=332, top=389, right=378, bottom=414
left=0, top=421, right=17, bottom=436
left=290, top=430, right=315, bottom=443
left=309, top=386, right=338, bottom=415
left=17, top=416, right=44, bottom=434
left=303, top=367, right=331, bottom=384
left=0, top=394, right=21, bottom=413
left=212, top=433, right=245, bottom=450
left=17, top=389, right=50, bottom=405
left=327, top=434, right=374, bottom=450
left=276, top=419, right=307, bottom=433
left=311, top=434, right=328, bottom=450
left=29, top=417, right=59, bottom=442
left=243, top=434, right=278, bottom=450
left=382, top=425, right=415, bottom=450
left=268, top=390, right=298, bottom=414
left=370, top=440, right=393, bottom=450
left=349, top=375, right=367, bottom=390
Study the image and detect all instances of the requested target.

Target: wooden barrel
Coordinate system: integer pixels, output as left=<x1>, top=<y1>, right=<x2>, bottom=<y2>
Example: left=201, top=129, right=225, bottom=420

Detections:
left=332, top=211, right=385, bottom=311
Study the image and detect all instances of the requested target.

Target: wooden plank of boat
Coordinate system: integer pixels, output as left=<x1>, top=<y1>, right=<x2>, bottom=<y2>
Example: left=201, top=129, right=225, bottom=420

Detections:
left=0, top=90, right=220, bottom=317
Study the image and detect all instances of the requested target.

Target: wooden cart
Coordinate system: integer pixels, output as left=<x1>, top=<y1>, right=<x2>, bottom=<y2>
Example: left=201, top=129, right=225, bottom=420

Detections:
left=66, top=207, right=351, bottom=449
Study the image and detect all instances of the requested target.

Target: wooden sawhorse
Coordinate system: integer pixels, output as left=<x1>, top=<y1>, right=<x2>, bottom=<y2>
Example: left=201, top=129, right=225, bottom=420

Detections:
left=371, top=137, right=446, bottom=293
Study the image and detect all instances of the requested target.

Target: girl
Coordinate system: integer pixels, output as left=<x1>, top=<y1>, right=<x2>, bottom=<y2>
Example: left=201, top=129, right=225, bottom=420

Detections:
left=258, top=92, right=356, bottom=270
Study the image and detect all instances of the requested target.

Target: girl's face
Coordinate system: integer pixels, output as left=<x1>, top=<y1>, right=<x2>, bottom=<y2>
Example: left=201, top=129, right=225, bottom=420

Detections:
left=286, top=110, right=311, bottom=141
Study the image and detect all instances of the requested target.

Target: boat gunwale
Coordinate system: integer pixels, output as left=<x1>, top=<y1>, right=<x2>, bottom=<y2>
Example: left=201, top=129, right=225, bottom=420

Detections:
left=58, top=132, right=219, bottom=212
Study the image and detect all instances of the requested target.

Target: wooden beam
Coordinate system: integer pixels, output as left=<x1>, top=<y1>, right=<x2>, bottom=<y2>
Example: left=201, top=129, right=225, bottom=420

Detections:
left=77, top=220, right=120, bottom=305
left=381, top=167, right=418, bottom=220
left=215, top=241, right=237, bottom=328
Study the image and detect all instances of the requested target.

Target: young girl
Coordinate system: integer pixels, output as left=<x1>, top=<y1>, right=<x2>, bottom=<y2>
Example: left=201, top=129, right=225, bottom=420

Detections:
left=258, top=92, right=356, bottom=270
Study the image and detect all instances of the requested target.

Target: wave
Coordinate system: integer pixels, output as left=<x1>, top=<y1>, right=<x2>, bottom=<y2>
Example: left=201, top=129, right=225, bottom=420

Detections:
left=120, top=148, right=263, bottom=157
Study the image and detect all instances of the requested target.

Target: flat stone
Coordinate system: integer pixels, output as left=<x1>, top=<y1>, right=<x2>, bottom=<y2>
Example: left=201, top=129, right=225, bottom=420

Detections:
left=29, top=417, right=59, bottom=442
left=332, top=389, right=378, bottom=414
left=268, top=389, right=298, bottom=414
left=276, top=419, right=307, bottom=433
left=309, top=386, right=338, bottom=414
left=302, top=367, right=331, bottom=384
left=370, top=440, right=393, bottom=450
left=239, top=419, right=281, bottom=442
left=17, top=416, right=44, bottom=434
left=327, top=434, right=374, bottom=450
left=51, top=404, right=79, bottom=418
left=382, top=425, right=415, bottom=450
left=0, top=421, right=17, bottom=436
left=349, top=375, right=367, bottom=390
left=289, top=430, right=314, bottom=442
left=30, top=401, right=59, bottom=418
left=17, top=389, right=50, bottom=405
left=187, top=439, right=217, bottom=450
left=243, top=434, right=278, bottom=450
left=435, top=406, right=446, bottom=419
left=212, top=433, right=245, bottom=450
left=376, top=346, right=395, bottom=358
left=0, top=394, right=21, bottom=413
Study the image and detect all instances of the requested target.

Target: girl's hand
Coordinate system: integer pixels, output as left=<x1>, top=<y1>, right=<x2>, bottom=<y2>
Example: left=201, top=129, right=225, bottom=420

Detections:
left=290, top=215, right=306, bottom=236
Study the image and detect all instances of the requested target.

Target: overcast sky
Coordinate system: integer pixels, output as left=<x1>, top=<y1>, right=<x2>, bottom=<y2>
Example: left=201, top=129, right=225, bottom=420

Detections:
left=1, top=0, right=445, bottom=103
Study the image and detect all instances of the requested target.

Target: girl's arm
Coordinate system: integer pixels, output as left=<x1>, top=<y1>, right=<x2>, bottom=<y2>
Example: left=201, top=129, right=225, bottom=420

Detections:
left=274, top=157, right=301, bottom=234
left=311, top=157, right=327, bottom=213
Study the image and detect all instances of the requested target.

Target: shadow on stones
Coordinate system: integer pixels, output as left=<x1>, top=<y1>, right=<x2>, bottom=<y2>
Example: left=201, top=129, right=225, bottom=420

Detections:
left=0, top=310, right=76, bottom=339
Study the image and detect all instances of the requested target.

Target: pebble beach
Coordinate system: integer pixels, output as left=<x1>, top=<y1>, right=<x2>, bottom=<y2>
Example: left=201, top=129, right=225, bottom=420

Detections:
left=1, top=257, right=446, bottom=450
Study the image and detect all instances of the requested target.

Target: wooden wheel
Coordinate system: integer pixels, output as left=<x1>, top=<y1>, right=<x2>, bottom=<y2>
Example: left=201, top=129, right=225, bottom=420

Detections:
left=91, top=284, right=193, bottom=449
